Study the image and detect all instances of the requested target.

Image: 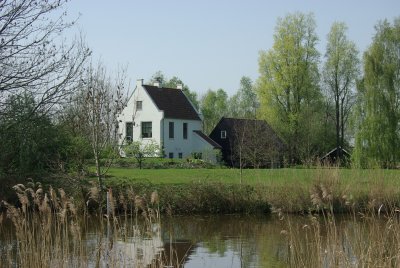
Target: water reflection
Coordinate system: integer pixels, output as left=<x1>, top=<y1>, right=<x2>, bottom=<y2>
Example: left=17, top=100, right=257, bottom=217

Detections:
left=160, top=215, right=288, bottom=267
left=1, top=213, right=396, bottom=267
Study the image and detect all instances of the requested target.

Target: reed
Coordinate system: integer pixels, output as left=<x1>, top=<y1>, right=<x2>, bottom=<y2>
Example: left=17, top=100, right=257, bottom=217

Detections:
left=0, top=181, right=184, bottom=268
left=278, top=187, right=400, bottom=267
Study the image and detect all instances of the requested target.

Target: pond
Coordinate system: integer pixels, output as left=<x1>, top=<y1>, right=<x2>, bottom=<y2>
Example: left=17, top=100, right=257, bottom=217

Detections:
left=1, top=213, right=399, bottom=267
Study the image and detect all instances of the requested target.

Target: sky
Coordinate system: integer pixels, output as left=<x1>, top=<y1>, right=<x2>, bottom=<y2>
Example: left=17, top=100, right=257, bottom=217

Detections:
left=65, top=0, right=400, bottom=96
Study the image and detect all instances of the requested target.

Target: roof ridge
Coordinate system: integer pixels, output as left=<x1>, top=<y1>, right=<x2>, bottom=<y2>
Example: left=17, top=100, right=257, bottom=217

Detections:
left=142, top=85, right=201, bottom=121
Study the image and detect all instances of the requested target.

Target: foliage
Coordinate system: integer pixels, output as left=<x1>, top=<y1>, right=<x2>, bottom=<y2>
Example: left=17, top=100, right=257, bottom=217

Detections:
left=200, top=88, right=229, bottom=134
left=323, top=22, right=359, bottom=162
left=0, top=94, right=65, bottom=176
left=124, top=140, right=161, bottom=169
left=353, top=18, right=400, bottom=168
left=257, top=12, right=324, bottom=164
left=228, top=76, right=259, bottom=119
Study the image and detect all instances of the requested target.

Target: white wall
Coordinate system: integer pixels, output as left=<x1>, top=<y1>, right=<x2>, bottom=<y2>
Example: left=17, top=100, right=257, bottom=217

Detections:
left=163, top=119, right=202, bottom=158
left=117, top=81, right=163, bottom=147
left=192, top=132, right=219, bottom=163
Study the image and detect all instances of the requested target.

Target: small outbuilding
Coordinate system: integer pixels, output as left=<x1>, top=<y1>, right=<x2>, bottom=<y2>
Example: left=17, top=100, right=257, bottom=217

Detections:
left=320, top=147, right=351, bottom=165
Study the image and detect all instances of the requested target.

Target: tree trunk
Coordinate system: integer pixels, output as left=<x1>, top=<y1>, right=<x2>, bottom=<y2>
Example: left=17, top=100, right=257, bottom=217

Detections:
left=94, top=151, right=103, bottom=191
left=335, top=92, right=340, bottom=162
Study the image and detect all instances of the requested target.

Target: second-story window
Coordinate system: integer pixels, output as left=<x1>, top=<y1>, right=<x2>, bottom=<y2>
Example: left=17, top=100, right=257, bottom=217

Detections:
left=183, top=123, right=188, bottom=139
left=169, top=122, right=174, bottom=139
left=136, top=101, right=142, bottom=111
left=221, top=130, right=227, bottom=139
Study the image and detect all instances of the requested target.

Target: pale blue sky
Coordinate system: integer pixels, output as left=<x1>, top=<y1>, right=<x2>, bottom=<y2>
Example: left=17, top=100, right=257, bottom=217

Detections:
left=65, top=1, right=399, bottom=96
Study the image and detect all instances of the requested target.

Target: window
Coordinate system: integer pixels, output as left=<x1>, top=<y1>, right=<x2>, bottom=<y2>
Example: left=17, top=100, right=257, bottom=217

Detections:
left=183, top=123, right=188, bottom=139
left=126, top=122, right=133, bottom=142
left=221, top=130, right=227, bottom=139
left=136, top=101, right=142, bottom=111
left=169, top=152, right=174, bottom=159
left=169, top=122, right=174, bottom=139
left=178, top=153, right=183, bottom=159
left=141, top=122, right=152, bottom=138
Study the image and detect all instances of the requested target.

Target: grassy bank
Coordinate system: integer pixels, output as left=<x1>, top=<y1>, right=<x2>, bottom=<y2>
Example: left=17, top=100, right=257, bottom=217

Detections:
left=99, top=167, right=400, bottom=215
left=2, top=167, right=400, bottom=215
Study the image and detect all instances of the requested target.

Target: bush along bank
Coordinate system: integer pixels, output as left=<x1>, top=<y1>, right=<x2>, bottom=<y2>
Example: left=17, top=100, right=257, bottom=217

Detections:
left=104, top=182, right=271, bottom=215
left=102, top=172, right=400, bottom=216
left=3, top=168, right=400, bottom=216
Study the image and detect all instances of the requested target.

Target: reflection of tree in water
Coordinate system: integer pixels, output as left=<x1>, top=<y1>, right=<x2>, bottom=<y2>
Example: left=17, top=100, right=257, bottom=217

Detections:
left=160, top=215, right=289, bottom=267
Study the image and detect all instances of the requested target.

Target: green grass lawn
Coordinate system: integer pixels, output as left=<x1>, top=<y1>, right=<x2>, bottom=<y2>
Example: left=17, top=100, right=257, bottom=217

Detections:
left=97, top=167, right=400, bottom=214
left=104, top=166, right=400, bottom=189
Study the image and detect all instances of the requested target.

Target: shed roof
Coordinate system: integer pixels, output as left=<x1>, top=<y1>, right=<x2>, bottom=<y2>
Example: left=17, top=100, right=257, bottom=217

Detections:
left=193, top=130, right=222, bottom=149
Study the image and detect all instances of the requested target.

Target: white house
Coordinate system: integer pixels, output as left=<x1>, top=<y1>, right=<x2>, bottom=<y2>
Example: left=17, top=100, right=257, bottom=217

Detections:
left=117, top=79, right=221, bottom=162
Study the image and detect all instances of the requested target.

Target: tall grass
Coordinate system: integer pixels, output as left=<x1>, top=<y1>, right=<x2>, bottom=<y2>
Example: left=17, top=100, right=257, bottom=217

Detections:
left=0, top=181, right=184, bottom=268
left=277, top=172, right=400, bottom=267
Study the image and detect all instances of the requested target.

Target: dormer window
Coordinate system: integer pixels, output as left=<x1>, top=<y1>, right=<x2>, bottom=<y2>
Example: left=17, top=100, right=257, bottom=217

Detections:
left=221, top=130, right=227, bottom=139
left=136, top=101, right=142, bottom=111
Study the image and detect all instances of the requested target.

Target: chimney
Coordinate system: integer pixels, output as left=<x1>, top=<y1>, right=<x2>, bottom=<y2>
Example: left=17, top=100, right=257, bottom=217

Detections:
left=177, top=84, right=183, bottom=90
left=136, top=79, right=143, bottom=87
left=153, top=81, right=161, bottom=88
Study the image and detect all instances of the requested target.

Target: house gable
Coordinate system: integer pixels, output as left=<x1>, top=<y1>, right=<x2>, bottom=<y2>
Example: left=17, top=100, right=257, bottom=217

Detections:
left=118, top=80, right=163, bottom=146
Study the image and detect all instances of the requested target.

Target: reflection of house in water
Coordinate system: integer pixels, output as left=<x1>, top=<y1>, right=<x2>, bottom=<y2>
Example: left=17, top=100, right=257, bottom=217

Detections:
left=99, top=223, right=197, bottom=268
left=115, top=236, right=164, bottom=267
left=160, top=240, right=197, bottom=267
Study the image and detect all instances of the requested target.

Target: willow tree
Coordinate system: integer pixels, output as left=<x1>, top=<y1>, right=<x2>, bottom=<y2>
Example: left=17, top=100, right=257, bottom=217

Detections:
left=257, top=13, right=322, bottom=164
left=323, top=22, right=359, bottom=160
left=353, top=18, right=400, bottom=168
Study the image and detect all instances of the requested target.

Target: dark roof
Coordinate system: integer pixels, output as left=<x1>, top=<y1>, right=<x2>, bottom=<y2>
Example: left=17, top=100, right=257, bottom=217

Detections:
left=321, top=147, right=350, bottom=160
left=212, top=117, right=284, bottom=142
left=193, top=130, right=222, bottom=149
left=143, top=85, right=201, bottom=121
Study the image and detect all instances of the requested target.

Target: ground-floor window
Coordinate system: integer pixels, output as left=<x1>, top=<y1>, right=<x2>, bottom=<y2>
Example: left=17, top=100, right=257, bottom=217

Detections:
left=141, top=122, right=152, bottom=138
left=178, top=153, right=183, bottom=159
left=169, top=152, right=174, bottom=159
left=126, top=122, right=133, bottom=142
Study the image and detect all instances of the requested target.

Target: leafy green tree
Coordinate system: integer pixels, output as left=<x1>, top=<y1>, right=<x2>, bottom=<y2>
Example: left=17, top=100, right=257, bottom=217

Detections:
left=200, top=89, right=229, bottom=134
left=257, top=12, right=323, bottom=164
left=148, top=71, right=199, bottom=109
left=0, top=94, right=63, bottom=176
left=323, top=22, right=359, bottom=161
left=228, top=76, right=259, bottom=119
left=353, top=18, right=400, bottom=168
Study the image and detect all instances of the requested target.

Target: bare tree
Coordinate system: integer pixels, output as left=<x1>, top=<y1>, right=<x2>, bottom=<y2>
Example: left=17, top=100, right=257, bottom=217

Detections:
left=78, top=62, right=128, bottom=190
left=0, top=0, right=90, bottom=116
left=230, top=119, right=283, bottom=182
